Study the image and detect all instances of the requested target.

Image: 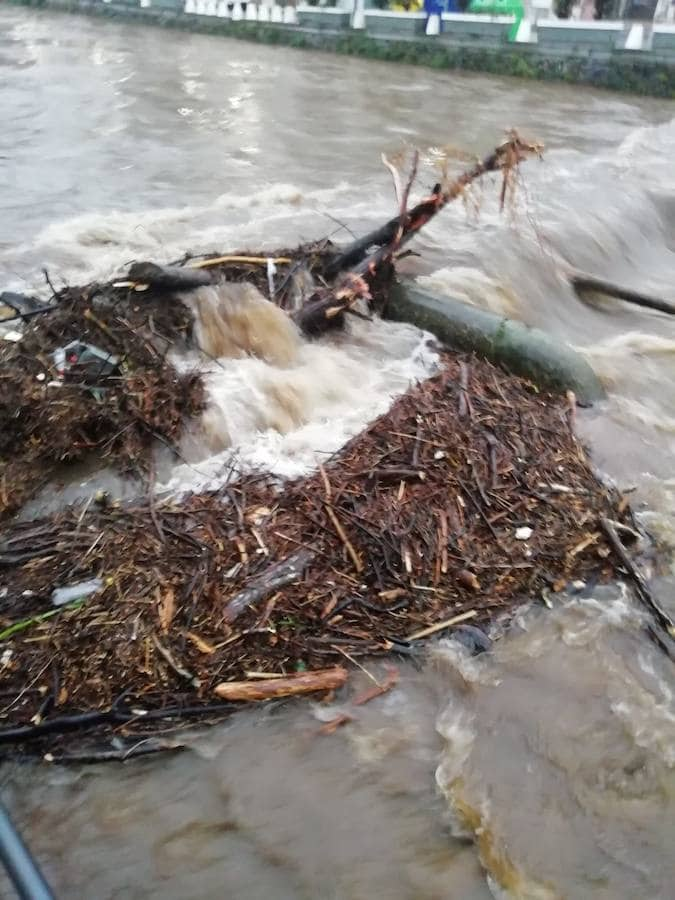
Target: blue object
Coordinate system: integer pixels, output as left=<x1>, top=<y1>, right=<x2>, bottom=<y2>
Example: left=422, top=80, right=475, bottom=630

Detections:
left=0, top=803, right=55, bottom=900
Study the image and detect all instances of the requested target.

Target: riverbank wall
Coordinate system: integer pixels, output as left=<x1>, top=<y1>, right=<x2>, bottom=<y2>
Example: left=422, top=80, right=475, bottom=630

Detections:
left=9, top=0, right=675, bottom=98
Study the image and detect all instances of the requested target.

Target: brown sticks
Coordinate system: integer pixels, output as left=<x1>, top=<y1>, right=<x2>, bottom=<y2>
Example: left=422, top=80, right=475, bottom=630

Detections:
left=599, top=517, right=675, bottom=642
left=214, top=666, right=347, bottom=701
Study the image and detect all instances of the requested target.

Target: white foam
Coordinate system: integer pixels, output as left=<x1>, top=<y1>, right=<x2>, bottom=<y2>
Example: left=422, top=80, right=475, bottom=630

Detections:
left=1, top=182, right=355, bottom=292
left=162, top=314, right=439, bottom=494
left=415, top=266, right=522, bottom=318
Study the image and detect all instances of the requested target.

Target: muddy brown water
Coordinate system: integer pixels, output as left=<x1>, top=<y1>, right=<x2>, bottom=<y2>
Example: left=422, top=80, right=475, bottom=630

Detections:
left=1, top=7, right=675, bottom=899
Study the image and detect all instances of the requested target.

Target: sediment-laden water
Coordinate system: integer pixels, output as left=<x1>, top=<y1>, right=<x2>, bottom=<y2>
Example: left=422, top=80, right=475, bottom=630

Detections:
left=1, top=7, right=674, bottom=898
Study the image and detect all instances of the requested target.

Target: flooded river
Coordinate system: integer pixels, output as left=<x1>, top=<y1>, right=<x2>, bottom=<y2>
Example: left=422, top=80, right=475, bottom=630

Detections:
left=1, top=6, right=675, bottom=898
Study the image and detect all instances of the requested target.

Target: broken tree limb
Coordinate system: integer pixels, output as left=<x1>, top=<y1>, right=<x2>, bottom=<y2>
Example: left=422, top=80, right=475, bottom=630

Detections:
left=326, top=133, right=541, bottom=280
left=357, top=134, right=541, bottom=282
left=599, top=517, right=675, bottom=644
left=406, top=609, right=478, bottom=641
left=152, top=635, right=201, bottom=689
left=223, top=548, right=314, bottom=624
left=214, top=666, right=347, bottom=701
left=569, top=272, right=675, bottom=317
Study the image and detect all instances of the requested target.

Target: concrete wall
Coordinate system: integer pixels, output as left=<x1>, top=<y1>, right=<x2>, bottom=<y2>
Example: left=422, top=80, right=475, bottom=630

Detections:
left=440, top=13, right=515, bottom=47
left=297, top=6, right=352, bottom=30
left=536, top=19, right=626, bottom=56
left=364, top=11, right=427, bottom=38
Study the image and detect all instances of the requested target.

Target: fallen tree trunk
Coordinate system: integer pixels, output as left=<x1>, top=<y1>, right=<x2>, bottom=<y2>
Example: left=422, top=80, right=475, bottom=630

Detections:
left=289, top=133, right=541, bottom=338
left=214, top=667, right=348, bottom=701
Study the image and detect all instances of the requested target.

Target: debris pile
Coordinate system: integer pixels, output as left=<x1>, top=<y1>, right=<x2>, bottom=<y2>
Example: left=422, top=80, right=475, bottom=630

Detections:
left=1, top=131, right=653, bottom=761
left=0, top=244, right=335, bottom=518
left=0, top=353, right=631, bottom=757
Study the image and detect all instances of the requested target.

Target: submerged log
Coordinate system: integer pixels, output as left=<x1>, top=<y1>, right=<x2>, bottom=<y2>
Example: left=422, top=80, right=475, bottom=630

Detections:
left=386, top=282, right=605, bottom=404
left=569, top=272, right=675, bottom=317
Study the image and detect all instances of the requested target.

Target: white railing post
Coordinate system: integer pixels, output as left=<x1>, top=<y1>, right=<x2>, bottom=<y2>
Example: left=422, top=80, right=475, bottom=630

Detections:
left=283, top=3, right=298, bottom=23
left=426, top=13, right=440, bottom=35
left=352, top=0, right=365, bottom=29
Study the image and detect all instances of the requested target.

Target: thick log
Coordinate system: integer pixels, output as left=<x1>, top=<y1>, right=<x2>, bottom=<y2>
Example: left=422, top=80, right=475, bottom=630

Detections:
left=386, top=282, right=605, bottom=405
left=127, top=262, right=213, bottom=291
left=214, top=666, right=348, bottom=701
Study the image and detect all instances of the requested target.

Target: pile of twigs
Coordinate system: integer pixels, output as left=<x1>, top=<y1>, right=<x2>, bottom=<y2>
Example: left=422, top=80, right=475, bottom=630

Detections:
left=0, top=353, right=628, bottom=757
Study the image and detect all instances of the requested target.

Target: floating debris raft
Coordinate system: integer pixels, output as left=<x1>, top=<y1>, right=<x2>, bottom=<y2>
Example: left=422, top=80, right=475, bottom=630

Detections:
left=0, top=352, right=631, bottom=757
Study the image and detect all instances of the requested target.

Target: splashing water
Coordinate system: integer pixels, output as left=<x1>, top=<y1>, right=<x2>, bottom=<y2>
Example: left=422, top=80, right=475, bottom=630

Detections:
left=167, top=286, right=439, bottom=491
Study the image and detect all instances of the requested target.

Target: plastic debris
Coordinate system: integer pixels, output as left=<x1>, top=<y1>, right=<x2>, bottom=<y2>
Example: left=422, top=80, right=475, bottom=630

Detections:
left=51, top=578, right=103, bottom=607
left=515, top=526, right=533, bottom=541
left=52, top=341, right=119, bottom=381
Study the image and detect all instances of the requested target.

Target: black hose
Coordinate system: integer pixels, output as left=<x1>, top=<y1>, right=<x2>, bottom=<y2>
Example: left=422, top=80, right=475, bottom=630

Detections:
left=0, top=802, right=55, bottom=900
